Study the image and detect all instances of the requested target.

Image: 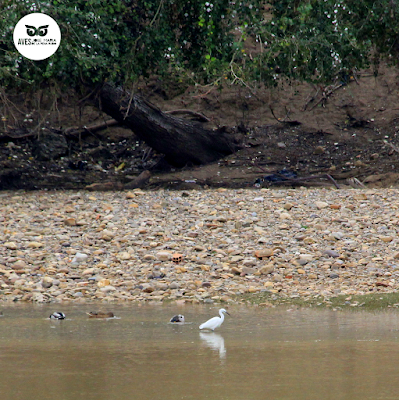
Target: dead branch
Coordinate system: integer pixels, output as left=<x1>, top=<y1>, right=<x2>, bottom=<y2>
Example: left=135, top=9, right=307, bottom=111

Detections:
left=64, top=119, right=119, bottom=135
left=302, top=86, right=320, bottom=111
left=384, top=140, right=399, bottom=154
left=165, top=109, right=210, bottom=122
left=308, top=83, right=345, bottom=111
left=269, top=105, right=301, bottom=126
left=264, top=173, right=340, bottom=189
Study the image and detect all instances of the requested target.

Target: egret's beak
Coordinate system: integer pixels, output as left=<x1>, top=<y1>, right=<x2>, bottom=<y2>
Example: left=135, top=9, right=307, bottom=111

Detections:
left=225, top=311, right=231, bottom=316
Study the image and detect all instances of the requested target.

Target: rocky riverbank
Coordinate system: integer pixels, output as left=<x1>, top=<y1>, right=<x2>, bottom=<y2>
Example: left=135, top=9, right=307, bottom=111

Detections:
left=1, top=188, right=399, bottom=305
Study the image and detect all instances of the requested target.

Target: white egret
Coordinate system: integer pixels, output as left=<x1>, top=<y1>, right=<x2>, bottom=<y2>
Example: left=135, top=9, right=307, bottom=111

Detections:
left=49, top=312, right=65, bottom=320
left=170, top=314, right=185, bottom=323
left=199, top=308, right=230, bottom=331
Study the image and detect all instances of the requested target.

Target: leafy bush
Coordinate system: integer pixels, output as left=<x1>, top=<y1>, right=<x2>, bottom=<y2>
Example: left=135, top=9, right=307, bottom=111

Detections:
left=253, top=0, right=399, bottom=84
left=0, top=0, right=263, bottom=91
left=1, top=0, right=399, bottom=92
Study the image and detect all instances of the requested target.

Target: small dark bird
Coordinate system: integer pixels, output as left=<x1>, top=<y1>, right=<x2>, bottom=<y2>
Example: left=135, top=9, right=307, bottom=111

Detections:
left=87, top=311, right=114, bottom=319
left=170, top=314, right=185, bottom=323
left=49, top=312, right=66, bottom=320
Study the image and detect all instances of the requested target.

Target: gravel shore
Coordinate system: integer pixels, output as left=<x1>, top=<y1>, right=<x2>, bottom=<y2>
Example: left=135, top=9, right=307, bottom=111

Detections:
left=1, top=188, right=398, bottom=304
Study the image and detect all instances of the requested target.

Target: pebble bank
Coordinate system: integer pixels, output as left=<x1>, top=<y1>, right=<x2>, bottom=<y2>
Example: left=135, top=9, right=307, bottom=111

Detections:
left=1, top=188, right=399, bottom=305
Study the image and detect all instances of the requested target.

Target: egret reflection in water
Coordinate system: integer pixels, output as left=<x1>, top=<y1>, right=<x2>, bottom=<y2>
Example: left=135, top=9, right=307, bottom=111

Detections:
left=200, top=332, right=226, bottom=359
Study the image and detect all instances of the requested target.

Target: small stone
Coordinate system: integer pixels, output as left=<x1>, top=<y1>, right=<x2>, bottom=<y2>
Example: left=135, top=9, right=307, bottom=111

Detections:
left=314, top=146, right=325, bottom=155
left=169, top=282, right=179, bottom=290
left=323, top=249, right=340, bottom=258
left=353, top=194, right=368, bottom=200
left=194, top=245, right=206, bottom=251
left=241, top=266, right=256, bottom=276
left=303, top=237, right=316, bottom=244
left=64, top=218, right=77, bottom=226
left=5, top=242, right=18, bottom=250
left=118, top=252, right=132, bottom=260
left=82, top=268, right=95, bottom=276
left=32, top=293, right=45, bottom=303
left=242, top=259, right=257, bottom=267
left=101, top=230, right=115, bottom=241
left=259, top=265, right=274, bottom=275
left=156, top=251, right=172, bottom=261
left=231, top=266, right=242, bottom=275
left=12, top=260, right=26, bottom=270
left=100, top=285, right=116, bottom=292
left=142, top=285, right=155, bottom=293
left=299, top=254, right=314, bottom=264
left=283, top=203, right=294, bottom=210
left=27, top=241, right=44, bottom=248
left=72, top=252, right=88, bottom=264
left=97, top=279, right=111, bottom=288
left=380, top=236, right=393, bottom=243
left=315, top=201, right=329, bottom=209
left=297, top=269, right=306, bottom=274
left=42, top=277, right=53, bottom=289
left=272, top=274, right=283, bottom=282
left=279, top=212, right=292, bottom=220
left=376, top=282, right=389, bottom=287
left=331, top=232, right=344, bottom=240
left=255, top=249, right=274, bottom=259
left=126, top=192, right=136, bottom=199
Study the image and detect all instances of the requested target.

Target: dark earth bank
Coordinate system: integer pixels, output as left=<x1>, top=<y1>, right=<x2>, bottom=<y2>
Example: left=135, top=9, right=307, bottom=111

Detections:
left=2, top=64, right=399, bottom=191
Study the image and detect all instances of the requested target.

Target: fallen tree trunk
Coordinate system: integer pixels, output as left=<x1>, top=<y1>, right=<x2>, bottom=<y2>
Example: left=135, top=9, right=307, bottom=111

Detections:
left=96, top=83, right=239, bottom=167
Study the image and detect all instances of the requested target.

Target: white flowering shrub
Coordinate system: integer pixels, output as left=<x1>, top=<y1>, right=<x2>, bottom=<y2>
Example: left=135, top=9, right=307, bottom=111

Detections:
left=253, top=0, right=399, bottom=84
left=0, top=0, right=398, bottom=92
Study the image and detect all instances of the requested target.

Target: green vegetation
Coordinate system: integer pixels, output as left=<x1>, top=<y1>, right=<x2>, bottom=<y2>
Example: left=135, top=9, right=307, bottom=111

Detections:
left=1, top=1, right=399, bottom=92
left=240, top=291, right=399, bottom=311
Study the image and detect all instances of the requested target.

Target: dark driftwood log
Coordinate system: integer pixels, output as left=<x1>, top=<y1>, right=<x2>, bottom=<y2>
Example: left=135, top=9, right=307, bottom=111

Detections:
left=124, top=170, right=151, bottom=189
left=97, top=83, right=238, bottom=167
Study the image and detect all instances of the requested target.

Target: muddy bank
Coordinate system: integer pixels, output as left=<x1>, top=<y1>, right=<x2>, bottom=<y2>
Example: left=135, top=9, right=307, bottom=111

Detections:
left=2, top=64, right=399, bottom=190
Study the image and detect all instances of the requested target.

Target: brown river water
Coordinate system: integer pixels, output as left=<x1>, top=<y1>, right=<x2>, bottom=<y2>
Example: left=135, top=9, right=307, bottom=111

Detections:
left=1, top=304, right=399, bottom=400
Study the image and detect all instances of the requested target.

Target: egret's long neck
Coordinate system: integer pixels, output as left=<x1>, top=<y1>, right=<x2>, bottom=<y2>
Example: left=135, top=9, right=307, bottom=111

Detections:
left=219, top=310, right=225, bottom=322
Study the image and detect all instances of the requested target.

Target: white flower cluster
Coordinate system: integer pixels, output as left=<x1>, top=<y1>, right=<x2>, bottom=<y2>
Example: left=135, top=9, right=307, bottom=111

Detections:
left=204, top=2, right=213, bottom=13
left=164, top=47, right=174, bottom=59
